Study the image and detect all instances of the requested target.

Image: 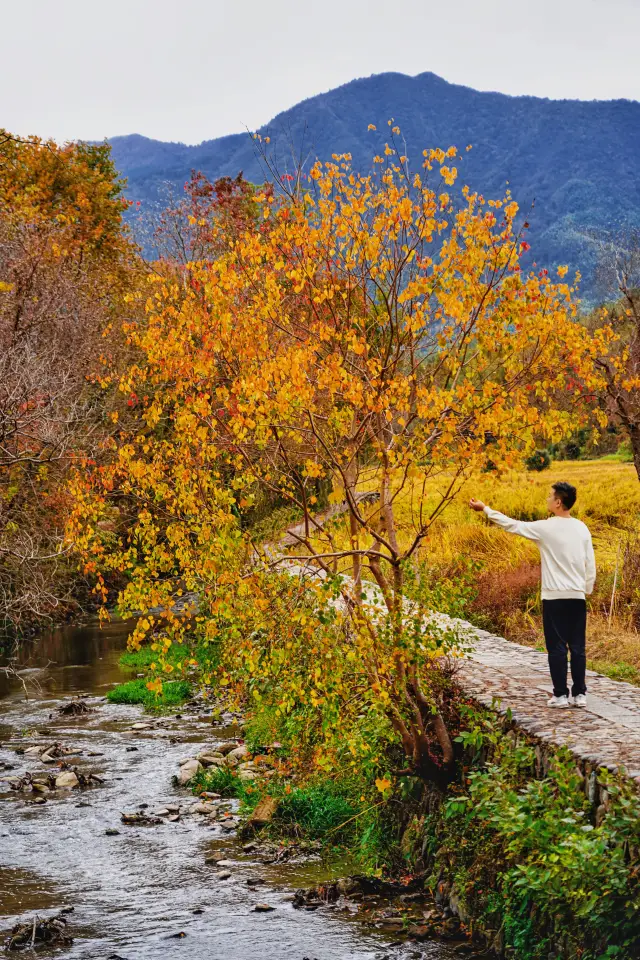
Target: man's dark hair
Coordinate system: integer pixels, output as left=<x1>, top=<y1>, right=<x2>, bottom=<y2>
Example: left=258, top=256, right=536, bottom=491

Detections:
left=552, top=481, right=577, bottom=510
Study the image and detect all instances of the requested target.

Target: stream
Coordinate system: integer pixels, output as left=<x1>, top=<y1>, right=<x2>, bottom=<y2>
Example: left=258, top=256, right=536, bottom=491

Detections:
left=0, top=620, right=457, bottom=959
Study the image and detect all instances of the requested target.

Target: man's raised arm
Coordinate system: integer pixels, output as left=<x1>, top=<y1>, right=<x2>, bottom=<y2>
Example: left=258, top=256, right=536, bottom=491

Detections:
left=469, top=498, right=543, bottom=541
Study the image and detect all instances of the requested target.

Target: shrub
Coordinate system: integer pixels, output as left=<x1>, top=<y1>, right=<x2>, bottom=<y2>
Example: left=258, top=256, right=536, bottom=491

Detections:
left=524, top=449, right=551, bottom=472
left=436, top=711, right=640, bottom=959
left=192, top=765, right=249, bottom=800
left=274, top=782, right=357, bottom=839
left=469, top=562, right=540, bottom=637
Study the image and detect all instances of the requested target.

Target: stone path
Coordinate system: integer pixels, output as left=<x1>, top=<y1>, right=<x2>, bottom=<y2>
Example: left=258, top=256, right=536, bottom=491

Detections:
left=434, top=612, right=640, bottom=784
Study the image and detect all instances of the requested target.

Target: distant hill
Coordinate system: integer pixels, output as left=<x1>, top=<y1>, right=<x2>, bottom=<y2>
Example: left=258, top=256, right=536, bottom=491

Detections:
left=109, top=72, right=640, bottom=298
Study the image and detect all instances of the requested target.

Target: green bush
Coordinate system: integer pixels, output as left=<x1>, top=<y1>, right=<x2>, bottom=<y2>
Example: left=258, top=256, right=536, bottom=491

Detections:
left=525, top=448, right=551, bottom=472
left=191, top=765, right=250, bottom=800
left=119, top=644, right=190, bottom=670
left=434, top=710, right=640, bottom=959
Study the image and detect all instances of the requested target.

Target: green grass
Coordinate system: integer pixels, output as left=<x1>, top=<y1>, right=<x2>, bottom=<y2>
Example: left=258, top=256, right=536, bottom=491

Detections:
left=107, top=678, right=191, bottom=707
left=588, top=659, right=640, bottom=685
left=118, top=643, right=190, bottom=670
left=274, top=782, right=357, bottom=839
left=191, top=765, right=251, bottom=799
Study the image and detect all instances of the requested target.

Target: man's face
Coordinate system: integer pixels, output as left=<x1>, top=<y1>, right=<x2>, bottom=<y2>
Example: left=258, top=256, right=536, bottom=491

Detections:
left=547, top=487, right=561, bottom=513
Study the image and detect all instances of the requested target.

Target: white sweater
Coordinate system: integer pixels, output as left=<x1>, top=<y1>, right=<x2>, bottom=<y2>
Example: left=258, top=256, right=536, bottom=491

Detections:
left=483, top=507, right=596, bottom=601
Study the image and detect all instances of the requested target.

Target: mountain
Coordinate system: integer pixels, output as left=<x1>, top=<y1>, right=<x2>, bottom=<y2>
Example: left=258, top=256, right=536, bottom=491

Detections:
left=109, top=72, right=640, bottom=298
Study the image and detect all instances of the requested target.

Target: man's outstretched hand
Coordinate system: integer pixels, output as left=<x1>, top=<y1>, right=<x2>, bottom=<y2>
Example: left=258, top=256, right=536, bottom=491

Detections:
left=469, top=498, right=486, bottom=512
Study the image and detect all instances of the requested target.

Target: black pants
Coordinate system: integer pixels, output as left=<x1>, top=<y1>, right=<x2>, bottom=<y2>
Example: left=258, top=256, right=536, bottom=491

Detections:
left=542, top=599, right=587, bottom=698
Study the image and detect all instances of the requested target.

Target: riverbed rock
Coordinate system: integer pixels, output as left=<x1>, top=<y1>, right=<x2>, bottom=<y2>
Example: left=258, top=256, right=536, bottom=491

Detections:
left=253, top=903, right=275, bottom=912
left=216, top=741, right=239, bottom=755
left=215, top=871, right=232, bottom=880
left=58, top=698, right=92, bottom=716
left=238, top=768, right=258, bottom=781
left=197, top=754, right=225, bottom=768
left=55, top=771, right=79, bottom=790
left=121, top=811, right=163, bottom=826
left=243, top=796, right=279, bottom=833
left=227, top=745, right=250, bottom=763
left=178, top=759, right=202, bottom=785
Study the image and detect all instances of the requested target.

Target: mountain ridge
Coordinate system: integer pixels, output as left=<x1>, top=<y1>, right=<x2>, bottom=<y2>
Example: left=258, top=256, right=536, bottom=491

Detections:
left=109, top=71, right=640, bottom=297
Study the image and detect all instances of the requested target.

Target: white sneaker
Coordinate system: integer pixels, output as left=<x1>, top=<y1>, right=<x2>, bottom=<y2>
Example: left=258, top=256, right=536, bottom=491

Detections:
left=547, top=695, right=570, bottom=709
left=571, top=694, right=587, bottom=708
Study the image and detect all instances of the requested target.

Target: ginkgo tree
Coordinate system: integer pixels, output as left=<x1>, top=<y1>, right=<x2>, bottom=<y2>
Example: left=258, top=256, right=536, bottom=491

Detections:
left=69, top=139, right=607, bottom=782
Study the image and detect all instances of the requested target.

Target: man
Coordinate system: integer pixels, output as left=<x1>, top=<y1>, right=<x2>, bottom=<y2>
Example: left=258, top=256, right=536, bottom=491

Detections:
left=469, top=481, right=596, bottom=709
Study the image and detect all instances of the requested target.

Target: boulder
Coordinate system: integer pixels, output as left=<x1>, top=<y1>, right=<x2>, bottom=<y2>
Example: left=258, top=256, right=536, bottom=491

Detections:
left=178, top=759, right=202, bottom=785
left=55, top=771, right=79, bottom=789
left=197, top=754, right=225, bottom=768
left=228, top=745, right=250, bottom=762
left=238, top=768, right=258, bottom=781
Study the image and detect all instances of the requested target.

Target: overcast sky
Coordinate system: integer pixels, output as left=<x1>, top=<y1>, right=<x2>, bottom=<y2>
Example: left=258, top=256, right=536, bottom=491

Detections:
left=3, top=0, right=639, bottom=145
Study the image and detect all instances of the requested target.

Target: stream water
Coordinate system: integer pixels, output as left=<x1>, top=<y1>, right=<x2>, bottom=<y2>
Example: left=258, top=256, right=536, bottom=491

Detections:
left=0, top=621, right=455, bottom=959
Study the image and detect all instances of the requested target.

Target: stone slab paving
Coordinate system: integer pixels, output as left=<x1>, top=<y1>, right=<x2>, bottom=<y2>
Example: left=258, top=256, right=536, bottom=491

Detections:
left=433, top=613, right=640, bottom=783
